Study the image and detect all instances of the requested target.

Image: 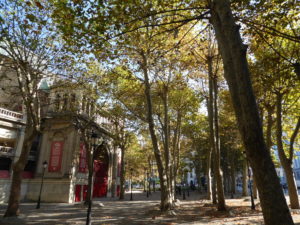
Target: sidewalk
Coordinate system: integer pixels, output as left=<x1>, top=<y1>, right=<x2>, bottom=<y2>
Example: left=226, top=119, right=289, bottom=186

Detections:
left=0, top=191, right=300, bottom=225
left=0, top=191, right=165, bottom=225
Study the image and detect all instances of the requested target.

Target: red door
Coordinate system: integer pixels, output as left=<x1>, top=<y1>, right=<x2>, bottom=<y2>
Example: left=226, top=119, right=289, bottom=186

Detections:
left=75, top=185, right=81, bottom=202
left=93, top=160, right=108, bottom=198
left=117, top=185, right=120, bottom=197
left=83, top=185, right=88, bottom=200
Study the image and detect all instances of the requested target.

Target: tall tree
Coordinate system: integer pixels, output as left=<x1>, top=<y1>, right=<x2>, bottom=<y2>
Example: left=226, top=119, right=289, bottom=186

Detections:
left=0, top=0, right=71, bottom=217
left=49, top=0, right=297, bottom=222
left=209, top=0, right=293, bottom=224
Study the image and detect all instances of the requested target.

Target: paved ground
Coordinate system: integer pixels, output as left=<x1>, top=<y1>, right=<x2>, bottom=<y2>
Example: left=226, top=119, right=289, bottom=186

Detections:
left=0, top=190, right=300, bottom=225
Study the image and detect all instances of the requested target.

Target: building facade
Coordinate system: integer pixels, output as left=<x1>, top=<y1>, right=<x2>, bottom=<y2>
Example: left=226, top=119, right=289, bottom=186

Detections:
left=0, top=55, right=121, bottom=203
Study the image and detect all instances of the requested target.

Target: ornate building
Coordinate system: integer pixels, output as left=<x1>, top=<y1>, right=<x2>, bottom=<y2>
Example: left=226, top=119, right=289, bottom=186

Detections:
left=0, top=54, right=120, bottom=203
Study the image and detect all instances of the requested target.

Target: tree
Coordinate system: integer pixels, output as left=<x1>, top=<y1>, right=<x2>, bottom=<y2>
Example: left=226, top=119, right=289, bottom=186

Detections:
left=49, top=0, right=296, bottom=222
left=250, top=36, right=300, bottom=209
left=0, top=0, right=71, bottom=217
left=210, top=0, right=293, bottom=224
left=104, top=104, right=135, bottom=200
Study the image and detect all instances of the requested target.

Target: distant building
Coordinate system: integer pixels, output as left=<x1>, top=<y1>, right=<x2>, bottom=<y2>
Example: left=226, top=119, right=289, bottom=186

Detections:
left=182, top=156, right=198, bottom=187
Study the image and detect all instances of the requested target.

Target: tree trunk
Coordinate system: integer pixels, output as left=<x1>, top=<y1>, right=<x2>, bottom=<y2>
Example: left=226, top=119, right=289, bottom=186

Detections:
left=285, top=165, right=299, bottom=208
left=242, top=159, right=248, bottom=196
left=206, top=149, right=212, bottom=200
left=4, top=127, right=37, bottom=217
left=162, top=85, right=174, bottom=203
left=253, top=177, right=258, bottom=199
left=230, top=164, right=236, bottom=196
left=141, top=51, right=172, bottom=211
left=210, top=1, right=293, bottom=224
left=212, top=171, right=217, bottom=204
left=206, top=98, right=212, bottom=200
left=207, top=61, right=217, bottom=204
left=171, top=111, right=182, bottom=199
left=212, top=74, right=226, bottom=211
left=266, top=105, right=275, bottom=153
left=276, top=93, right=299, bottom=209
left=119, top=148, right=125, bottom=200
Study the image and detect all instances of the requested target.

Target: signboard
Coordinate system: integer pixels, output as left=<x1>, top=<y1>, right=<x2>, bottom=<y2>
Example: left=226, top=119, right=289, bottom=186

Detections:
left=0, top=146, right=14, bottom=157
left=78, top=143, right=87, bottom=173
left=0, top=128, right=17, bottom=139
left=48, top=141, right=64, bottom=172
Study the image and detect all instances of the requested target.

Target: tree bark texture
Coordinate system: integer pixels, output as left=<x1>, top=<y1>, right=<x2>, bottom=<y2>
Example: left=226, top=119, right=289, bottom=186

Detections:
left=212, top=172, right=217, bottom=204
left=253, top=177, right=258, bottom=199
left=162, top=85, right=174, bottom=203
left=171, top=111, right=181, bottom=198
left=266, top=105, right=275, bottom=153
left=4, top=127, right=37, bottom=217
left=230, top=164, right=236, bottom=195
left=212, top=74, right=226, bottom=211
left=242, top=159, right=248, bottom=196
left=276, top=93, right=299, bottom=209
left=207, top=66, right=217, bottom=205
left=205, top=98, right=212, bottom=200
left=119, top=148, right=126, bottom=200
left=206, top=150, right=212, bottom=200
left=210, top=0, right=293, bottom=224
left=207, top=56, right=225, bottom=210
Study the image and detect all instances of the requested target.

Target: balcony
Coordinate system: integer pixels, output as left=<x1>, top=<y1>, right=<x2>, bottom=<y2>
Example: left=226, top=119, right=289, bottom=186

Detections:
left=0, top=146, right=15, bottom=157
left=0, top=107, right=24, bottom=123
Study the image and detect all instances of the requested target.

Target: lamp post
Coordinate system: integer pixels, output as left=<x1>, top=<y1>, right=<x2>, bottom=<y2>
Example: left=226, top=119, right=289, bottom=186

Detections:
left=86, top=130, right=99, bottom=225
left=182, top=182, right=186, bottom=200
left=148, top=174, right=151, bottom=195
left=36, top=160, right=48, bottom=209
left=144, top=168, right=146, bottom=192
left=146, top=171, right=149, bottom=198
left=130, top=168, right=133, bottom=201
left=151, top=161, right=155, bottom=193
left=187, top=169, right=190, bottom=197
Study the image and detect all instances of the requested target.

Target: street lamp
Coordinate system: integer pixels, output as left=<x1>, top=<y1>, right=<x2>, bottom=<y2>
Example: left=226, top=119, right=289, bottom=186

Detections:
left=146, top=171, right=149, bottom=198
left=36, top=160, right=48, bottom=209
left=144, top=168, right=146, bottom=192
left=151, top=161, right=155, bottom=193
left=148, top=173, right=151, bottom=196
left=130, top=168, right=133, bottom=201
left=228, top=165, right=234, bottom=199
left=182, top=182, right=186, bottom=200
left=86, top=130, right=99, bottom=225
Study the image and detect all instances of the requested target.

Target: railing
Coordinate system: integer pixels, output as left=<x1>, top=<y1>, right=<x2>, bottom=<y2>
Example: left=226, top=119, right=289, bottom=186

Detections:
left=0, top=107, right=24, bottom=122
left=0, top=146, right=15, bottom=156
